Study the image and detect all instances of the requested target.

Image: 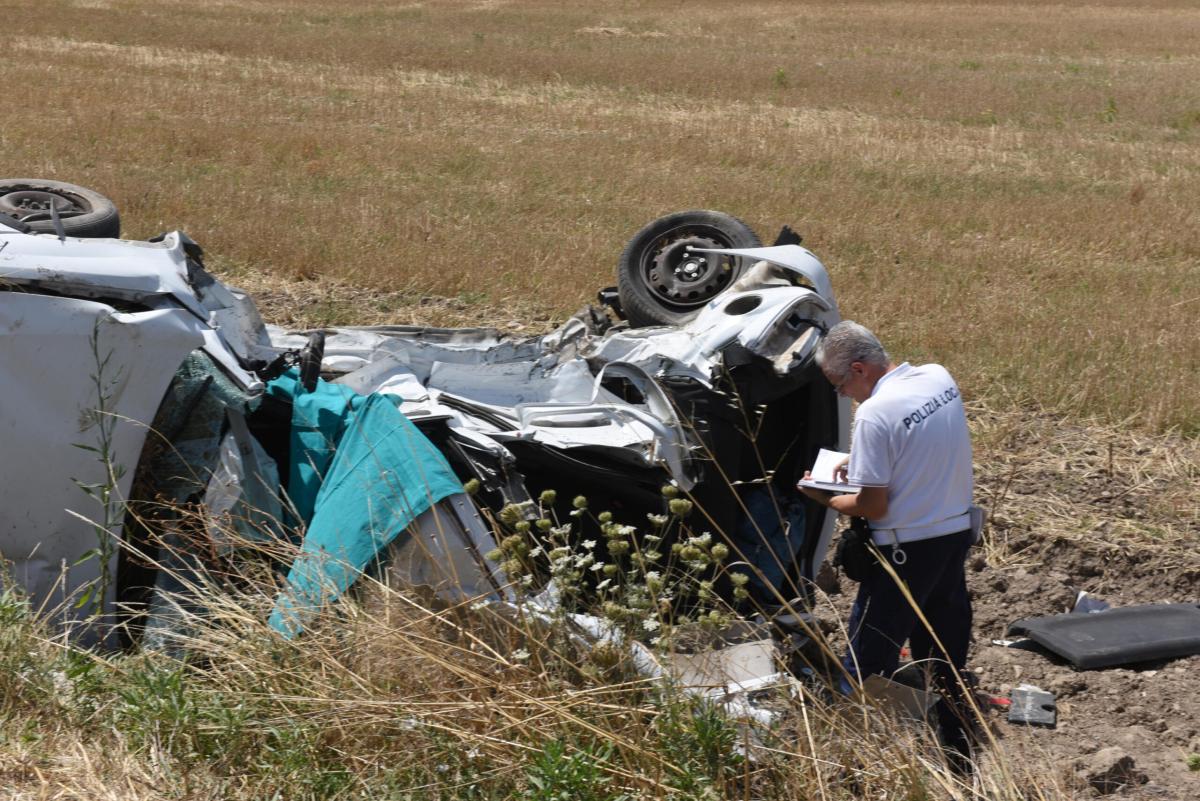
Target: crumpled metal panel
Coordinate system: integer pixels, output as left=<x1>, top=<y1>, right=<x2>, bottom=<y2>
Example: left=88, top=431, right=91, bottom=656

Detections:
left=0, top=230, right=208, bottom=318
left=581, top=284, right=831, bottom=384
left=383, top=494, right=511, bottom=604
left=277, top=324, right=696, bottom=482
left=273, top=273, right=844, bottom=493
left=503, top=361, right=694, bottom=487
left=427, top=358, right=600, bottom=407
left=0, top=293, right=204, bottom=643
left=688, top=244, right=838, bottom=312
left=1, top=229, right=270, bottom=392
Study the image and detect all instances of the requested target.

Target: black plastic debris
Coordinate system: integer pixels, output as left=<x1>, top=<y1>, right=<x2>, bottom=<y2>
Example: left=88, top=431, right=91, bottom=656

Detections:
left=1007, top=603, right=1200, bottom=669
left=1008, top=684, right=1056, bottom=728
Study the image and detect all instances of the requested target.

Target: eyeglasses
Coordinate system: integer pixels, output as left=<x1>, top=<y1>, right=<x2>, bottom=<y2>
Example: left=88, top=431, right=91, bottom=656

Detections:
left=829, top=370, right=853, bottom=394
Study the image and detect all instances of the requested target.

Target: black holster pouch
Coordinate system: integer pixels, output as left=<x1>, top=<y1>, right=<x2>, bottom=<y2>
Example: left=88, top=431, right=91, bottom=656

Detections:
left=835, top=517, right=877, bottom=582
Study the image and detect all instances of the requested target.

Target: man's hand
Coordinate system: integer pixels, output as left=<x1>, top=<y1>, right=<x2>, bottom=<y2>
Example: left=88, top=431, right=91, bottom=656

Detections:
left=796, top=473, right=889, bottom=520
left=797, top=471, right=834, bottom=506
left=833, top=455, right=850, bottom=483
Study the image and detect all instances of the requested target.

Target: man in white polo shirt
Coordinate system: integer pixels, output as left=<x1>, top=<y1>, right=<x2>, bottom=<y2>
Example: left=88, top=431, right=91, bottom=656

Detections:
left=798, top=320, right=976, bottom=770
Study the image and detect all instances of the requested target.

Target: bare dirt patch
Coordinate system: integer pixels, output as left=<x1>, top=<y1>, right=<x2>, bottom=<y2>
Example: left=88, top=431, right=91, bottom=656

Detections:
left=968, top=412, right=1199, bottom=799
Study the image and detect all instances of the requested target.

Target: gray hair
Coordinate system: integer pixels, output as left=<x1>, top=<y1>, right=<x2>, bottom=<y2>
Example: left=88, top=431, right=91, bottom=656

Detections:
left=815, top=320, right=890, bottom=378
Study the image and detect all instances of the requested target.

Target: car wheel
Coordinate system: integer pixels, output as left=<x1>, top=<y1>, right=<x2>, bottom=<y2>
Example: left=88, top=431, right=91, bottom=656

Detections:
left=0, top=178, right=121, bottom=238
left=617, top=210, right=762, bottom=328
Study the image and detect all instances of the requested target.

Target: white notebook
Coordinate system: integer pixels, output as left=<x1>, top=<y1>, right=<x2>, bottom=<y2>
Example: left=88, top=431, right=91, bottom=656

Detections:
left=796, top=448, right=861, bottom=494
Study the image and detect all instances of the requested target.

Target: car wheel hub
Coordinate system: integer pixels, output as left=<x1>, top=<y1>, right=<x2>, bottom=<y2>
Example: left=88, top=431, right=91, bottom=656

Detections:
left=0, top=190, right=88, bottom=219
left=645, top=234, right=735, bottom=307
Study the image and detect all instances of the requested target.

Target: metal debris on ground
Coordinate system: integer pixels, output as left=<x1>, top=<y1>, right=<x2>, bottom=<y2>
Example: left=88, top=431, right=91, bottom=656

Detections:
left=1008, top=684, right=1057, bottom=728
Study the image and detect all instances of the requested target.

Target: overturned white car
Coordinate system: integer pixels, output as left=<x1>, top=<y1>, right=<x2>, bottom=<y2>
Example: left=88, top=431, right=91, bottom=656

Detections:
left=0, top=182, right=848, bottom=658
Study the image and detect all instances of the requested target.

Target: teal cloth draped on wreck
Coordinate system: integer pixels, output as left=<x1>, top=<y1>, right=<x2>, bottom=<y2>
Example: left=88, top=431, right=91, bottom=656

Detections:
left=265, top=370, right=462, bottom=637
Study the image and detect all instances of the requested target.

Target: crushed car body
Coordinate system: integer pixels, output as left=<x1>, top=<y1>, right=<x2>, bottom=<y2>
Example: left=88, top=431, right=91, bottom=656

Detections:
left=0, top=186, right=849, bottom=711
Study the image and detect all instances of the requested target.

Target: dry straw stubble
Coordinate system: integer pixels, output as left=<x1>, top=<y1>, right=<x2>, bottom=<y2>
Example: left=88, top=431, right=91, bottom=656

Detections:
left=2, top=0, right=1198, bottom=430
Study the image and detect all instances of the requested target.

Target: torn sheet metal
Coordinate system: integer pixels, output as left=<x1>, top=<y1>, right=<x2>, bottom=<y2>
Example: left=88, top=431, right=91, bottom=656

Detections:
left=280, top=280, right=843, bottom=498
left=580, top=284, right=832, bottom=386
left=282, top=332, right=700, bottom=487
left=0, top=294, right=204, bottom=644
left=0, top=231, right=208, bottom=315
left=382, top=494, right=511, bottom=603
left=267, top=324, right=536, bottom=380
left=687, top=244, right=839, bottom=312
left=1008, top=684, right=1057, bottom=727
left=503, top=361, right=694, bottom=488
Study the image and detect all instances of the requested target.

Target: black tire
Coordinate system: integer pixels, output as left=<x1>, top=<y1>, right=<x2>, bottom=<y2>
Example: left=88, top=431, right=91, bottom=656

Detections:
left=617, top=210, right=761, bottom=328
left=0, top=178, right=121, bottom=238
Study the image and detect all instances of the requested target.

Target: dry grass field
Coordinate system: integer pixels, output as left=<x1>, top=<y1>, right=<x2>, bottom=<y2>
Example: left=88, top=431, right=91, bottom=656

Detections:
left=3, top=0, right=1198, bottom=432
left=2, top=2, right=1200, bottom=800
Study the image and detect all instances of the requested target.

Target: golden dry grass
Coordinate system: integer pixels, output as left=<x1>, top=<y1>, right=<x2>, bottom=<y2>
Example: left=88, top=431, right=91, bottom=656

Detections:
left=3, top=0, right=1199, bottom=431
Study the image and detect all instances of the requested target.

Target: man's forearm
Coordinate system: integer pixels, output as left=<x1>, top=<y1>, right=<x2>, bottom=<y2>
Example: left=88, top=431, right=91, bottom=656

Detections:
left=812, top=485, right=889, bottom=520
